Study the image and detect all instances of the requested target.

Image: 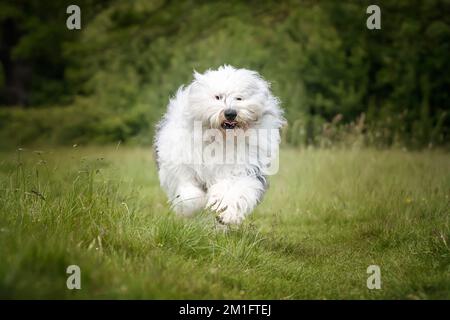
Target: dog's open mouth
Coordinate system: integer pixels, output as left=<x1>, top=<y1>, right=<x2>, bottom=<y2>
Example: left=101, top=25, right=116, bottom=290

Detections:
left=221, top=120, right=238, bottom=130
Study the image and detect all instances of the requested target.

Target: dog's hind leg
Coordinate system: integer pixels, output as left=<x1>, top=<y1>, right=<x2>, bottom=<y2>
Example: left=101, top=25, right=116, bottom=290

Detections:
left=159, top=165, right=207, bottom=217
left=171, top=183, right=207, bottom=216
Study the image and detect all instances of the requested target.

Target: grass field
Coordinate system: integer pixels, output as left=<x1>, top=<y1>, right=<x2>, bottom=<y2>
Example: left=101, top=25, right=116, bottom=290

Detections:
left=0, top=146, right=449, bottom=299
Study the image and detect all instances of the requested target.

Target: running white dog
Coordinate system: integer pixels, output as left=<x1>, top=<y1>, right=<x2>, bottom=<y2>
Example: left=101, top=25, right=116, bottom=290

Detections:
left=154, top=65, right=285, bottom=225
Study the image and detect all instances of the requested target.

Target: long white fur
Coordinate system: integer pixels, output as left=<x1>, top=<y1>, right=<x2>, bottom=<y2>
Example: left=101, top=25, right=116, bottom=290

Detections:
left=155, top=65, right=285, bottom=225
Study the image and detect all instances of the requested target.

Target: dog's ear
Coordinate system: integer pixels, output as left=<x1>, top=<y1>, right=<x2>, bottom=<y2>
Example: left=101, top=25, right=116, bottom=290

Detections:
left=193, top=69, right=212, bottom=83
left=250, top=71, right=272, bottom=97
left=262, top=84, right=286, bottom=129
left=193, top=70, right=203, bottom=81
left=188, top=80, right=202, bottom=96
left=191, top=69, right=210, bottom=93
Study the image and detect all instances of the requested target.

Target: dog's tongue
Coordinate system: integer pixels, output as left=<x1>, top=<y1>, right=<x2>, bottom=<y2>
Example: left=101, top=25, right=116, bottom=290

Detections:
left=222, top=121, right=237, bottom=129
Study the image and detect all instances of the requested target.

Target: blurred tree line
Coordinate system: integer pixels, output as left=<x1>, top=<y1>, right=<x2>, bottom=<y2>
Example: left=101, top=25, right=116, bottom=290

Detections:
left=0, top=0, right=449, bottom=148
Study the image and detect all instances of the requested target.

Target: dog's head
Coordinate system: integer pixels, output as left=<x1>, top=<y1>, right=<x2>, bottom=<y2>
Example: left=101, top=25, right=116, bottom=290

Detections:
left=187, top=65, right=284, bottom=131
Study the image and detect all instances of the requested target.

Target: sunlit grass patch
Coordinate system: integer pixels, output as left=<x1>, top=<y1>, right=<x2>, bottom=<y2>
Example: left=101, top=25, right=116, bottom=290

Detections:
left=0, top=146, right=448, bottom=299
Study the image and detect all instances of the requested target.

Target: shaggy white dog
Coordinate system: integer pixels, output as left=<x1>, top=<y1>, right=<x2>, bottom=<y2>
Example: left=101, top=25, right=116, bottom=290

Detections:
left=155, top=65, right=285, bottom=225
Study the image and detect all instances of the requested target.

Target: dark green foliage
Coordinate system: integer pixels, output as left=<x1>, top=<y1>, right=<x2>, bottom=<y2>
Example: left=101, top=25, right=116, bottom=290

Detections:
left=0, top=0, right=448, bottom=148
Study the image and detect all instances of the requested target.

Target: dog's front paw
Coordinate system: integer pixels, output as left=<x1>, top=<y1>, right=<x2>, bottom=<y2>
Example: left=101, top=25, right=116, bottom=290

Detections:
left=207, top=192, right=244, bottom=225
left=206, top=181, right=230, bottom=213
left=206, top=192, right=227, bottom=213
left=216, top=208, right=244, bottom=225
left=206, top=180, right=254, bottom=226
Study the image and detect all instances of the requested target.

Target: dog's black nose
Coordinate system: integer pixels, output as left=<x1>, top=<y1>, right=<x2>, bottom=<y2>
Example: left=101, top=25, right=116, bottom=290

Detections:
left=224, top=109, right=237, bottom=120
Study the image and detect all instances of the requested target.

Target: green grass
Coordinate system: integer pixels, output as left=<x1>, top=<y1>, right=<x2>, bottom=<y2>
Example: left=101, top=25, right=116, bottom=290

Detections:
left=0, top=146, right=449, bottom=299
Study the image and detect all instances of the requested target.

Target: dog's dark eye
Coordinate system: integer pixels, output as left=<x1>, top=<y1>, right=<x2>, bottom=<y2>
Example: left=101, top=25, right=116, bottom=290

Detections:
left=215, top=95, right=220, bottom=100
left=236, top=97, right=242, bottom=101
